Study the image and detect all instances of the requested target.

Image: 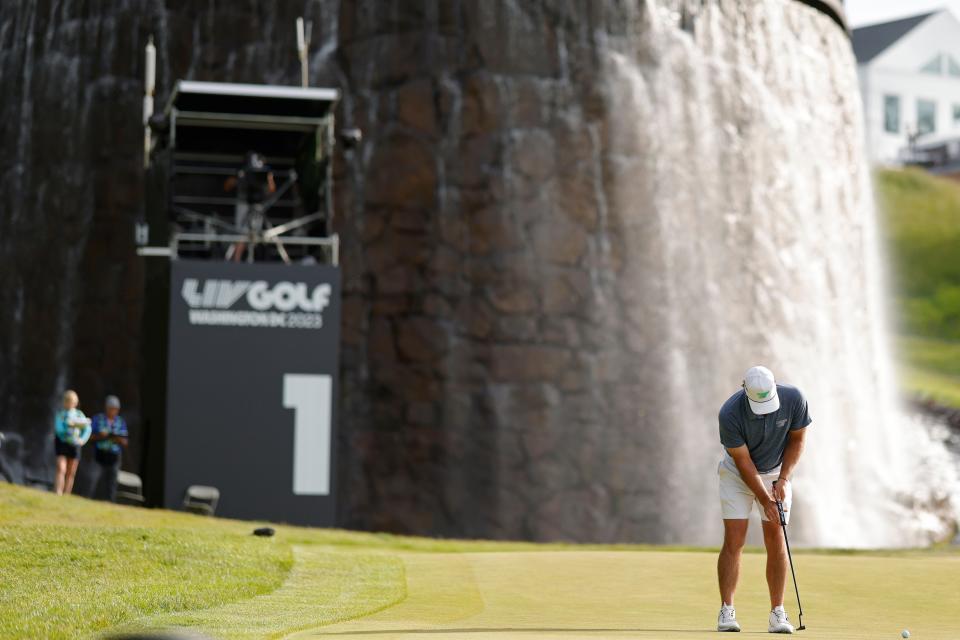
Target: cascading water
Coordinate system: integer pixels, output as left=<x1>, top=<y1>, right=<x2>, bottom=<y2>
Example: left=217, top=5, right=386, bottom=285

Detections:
left=593, top=0, right=959, bottom=546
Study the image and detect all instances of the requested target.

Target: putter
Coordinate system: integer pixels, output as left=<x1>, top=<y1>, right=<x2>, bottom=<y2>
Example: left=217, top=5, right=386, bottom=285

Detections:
left=773, top=481, right=806, bottom=631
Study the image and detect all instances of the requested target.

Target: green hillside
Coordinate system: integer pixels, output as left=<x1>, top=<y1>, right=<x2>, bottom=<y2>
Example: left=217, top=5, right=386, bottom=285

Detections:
left=876, top=168, right=960, bottom=407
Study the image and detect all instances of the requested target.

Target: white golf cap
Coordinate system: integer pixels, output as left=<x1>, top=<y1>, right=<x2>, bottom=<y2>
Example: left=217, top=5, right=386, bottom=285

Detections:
left=743, top=366, right=780, bottom=415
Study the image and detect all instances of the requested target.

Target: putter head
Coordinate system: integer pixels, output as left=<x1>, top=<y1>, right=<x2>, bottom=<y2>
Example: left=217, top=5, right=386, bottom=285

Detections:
left=798, top=625, right=806, bottom=631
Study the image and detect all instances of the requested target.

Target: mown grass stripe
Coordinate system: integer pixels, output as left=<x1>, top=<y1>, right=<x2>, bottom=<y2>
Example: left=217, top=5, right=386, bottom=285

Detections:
left=127, top=546, right=407, bottom=640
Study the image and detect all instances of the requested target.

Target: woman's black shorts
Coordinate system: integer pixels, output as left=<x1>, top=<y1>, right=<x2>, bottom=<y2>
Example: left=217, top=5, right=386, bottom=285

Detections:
left=54, top=438, right=81, bottom=460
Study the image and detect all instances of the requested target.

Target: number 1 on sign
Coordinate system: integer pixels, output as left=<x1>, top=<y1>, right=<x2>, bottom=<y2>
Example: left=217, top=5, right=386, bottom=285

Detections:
left=282, top=374, right=332, bottom=495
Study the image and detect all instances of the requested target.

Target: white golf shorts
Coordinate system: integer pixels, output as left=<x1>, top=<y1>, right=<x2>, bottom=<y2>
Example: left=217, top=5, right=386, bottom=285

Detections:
left=718, top=461, right=792, bottom=523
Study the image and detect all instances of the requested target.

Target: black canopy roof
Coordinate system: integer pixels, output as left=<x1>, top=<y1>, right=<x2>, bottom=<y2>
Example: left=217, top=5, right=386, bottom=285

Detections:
left=167, top=81, right=339, bottom=119
left=162, top=81, right=339, bottom=161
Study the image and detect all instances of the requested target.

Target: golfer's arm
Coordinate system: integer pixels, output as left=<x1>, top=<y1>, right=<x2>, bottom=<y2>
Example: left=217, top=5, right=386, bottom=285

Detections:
left=726, top=446, right=771, bottom=502
left=777, top=427, right=807, bottom=482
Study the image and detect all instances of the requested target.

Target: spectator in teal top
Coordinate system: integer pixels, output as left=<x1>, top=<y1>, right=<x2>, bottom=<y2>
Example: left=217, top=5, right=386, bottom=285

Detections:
left=88, top=395, right=128, bottom=502
left=54, top=390, right=92, bottom=495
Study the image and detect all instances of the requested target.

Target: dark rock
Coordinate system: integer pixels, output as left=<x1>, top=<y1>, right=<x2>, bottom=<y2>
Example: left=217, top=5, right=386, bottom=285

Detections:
left=396, top=317, right=448, bottom=362
left=391, top=209, right=431, bottom=233
left=460, top=73, right=501, bottom=138
left=396, top=79, right=437, bottom=136
left=365, top=133, right=437, bottom=209
left=487, top=281, right=538, bottom=314
left=406, top=402, right=436, bottom=425
left=454, top=299, right=494, bottom=339
left=533, top=217, right=588, bottom=266
left=454, top=133, right=501, bottom=188
left=489, top=345, right=571, bottom=383
left=469, top=207, right=522, bottom=255
left=422, top=294, right=453, bottom=317
left=376, top=265, right=418, bottom=296
left=494, top=315, right=539, bottom=341
left=542, top=271, right=587, bottom=315
left=511, top=130, right=556, bottom=182
left=428, top=246, right=462, bottom=275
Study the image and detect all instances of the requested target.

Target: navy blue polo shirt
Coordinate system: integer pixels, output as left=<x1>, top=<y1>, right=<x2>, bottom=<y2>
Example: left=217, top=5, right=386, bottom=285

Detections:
left=718, top=383, right=811, bottom=474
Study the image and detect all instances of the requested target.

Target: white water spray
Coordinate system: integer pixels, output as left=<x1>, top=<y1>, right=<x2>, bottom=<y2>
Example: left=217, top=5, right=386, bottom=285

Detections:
left=601, top=0, right=959, bottom=546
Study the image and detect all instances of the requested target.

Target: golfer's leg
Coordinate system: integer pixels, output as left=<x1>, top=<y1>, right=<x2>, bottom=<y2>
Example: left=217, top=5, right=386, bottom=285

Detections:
left=54, top=456, right=67, bottom=495
left=761, top=519, right=788, bottom=608
left=718, top=519, right=748, bottom=605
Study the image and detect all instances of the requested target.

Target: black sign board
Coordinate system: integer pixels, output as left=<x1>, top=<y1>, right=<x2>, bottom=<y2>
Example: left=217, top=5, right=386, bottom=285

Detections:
left=164, top=260, right=340, bottom=525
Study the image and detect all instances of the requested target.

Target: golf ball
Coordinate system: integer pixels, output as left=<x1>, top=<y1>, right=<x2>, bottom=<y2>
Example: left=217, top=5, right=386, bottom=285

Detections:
left=902, top=631, right=910, bottom=639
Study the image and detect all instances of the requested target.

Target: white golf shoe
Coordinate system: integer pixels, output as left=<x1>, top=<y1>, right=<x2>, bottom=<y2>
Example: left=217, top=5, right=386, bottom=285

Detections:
left=717, top=605, right=740, bottom=632
left=768, top=607, right=795, bottom=634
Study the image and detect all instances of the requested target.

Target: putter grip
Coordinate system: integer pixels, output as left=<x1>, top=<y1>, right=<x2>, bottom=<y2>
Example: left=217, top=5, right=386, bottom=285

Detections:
left=773, top=480, right=787, bottom=526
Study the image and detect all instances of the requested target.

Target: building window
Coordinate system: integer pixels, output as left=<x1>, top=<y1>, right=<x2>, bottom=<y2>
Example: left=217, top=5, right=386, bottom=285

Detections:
left=884, top=95, right=900, bottom=133
left=954, top=104, right=960, bottom=127
left=920, top=54, right=943, bottom=74
left=919, top=53, right=960, bottom=76
left=917, top=99, right=937, bottom=135
left=948, top=56, right=960, bottom=78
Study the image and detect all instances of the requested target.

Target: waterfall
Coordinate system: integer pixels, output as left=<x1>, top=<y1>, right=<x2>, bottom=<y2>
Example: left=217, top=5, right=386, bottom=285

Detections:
left=593, top=0, right=959, bottom=546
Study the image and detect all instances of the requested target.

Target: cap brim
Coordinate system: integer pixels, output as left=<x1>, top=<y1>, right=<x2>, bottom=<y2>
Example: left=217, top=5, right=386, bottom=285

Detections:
left=748, top=393, right=780, bottom=415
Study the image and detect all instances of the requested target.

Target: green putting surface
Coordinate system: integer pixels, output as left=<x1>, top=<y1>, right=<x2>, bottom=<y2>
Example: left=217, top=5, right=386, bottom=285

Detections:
left=291, top=550, right=960, bottom=640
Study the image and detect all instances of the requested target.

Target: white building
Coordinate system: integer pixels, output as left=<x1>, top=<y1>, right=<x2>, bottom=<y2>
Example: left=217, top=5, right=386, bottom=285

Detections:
left=853, top=9, right=960, bottom=166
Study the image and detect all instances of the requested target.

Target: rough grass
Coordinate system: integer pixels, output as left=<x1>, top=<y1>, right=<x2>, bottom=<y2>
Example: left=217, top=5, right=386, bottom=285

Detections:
left=0, top=525, right=291, bottom=639
left=0, top=485, right=295, bottom=639
left=0, top=485, right=413, bottom=639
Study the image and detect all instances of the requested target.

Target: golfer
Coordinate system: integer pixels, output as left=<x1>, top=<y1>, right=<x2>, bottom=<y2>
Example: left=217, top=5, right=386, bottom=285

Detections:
left=716, top=366, right=810, bottom=634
